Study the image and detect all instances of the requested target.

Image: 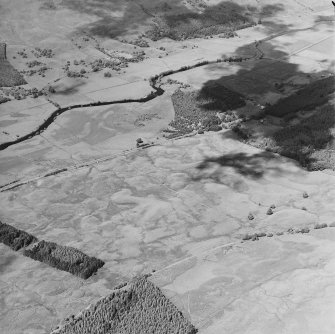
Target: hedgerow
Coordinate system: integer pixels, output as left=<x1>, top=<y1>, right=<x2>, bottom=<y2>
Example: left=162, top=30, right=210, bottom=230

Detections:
left=24, top=240, right=104, bottom=279
left=52, top=275, right=197, bottom=334
left=31, top=47, right=54, bottom=58
left=0, top=220, right=37, bottom=251
left=1, top=86, right=46, bottom=100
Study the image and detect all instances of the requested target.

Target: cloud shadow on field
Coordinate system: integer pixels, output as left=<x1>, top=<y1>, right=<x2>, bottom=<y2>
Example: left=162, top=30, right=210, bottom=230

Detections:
left=53, top=80, right=86, bottom=96
left=193, top=151, right=282, bottom=181
left=193, top=32, right=335, bottom=173
left=199, top=38, right=300, bottom=98
left=60, top=0, right=186, bottom=39
left=255, top=3, right=294, bottom=34
left=60, top=0, right=285, bottom=40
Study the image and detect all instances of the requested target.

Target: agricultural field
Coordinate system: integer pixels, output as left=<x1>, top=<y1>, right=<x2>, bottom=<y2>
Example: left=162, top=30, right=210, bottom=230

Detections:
left=1, top=131, right=335, bottom=333
left=0, top=0, right=334, bottom=333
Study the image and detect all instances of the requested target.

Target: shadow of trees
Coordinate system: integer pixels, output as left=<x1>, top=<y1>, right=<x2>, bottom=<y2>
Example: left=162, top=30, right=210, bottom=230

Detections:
left=53, top=80, right=87, bottom=96
left=59, top=0, right=284, bottom=40
left=199, top=41, right=300, bottom=103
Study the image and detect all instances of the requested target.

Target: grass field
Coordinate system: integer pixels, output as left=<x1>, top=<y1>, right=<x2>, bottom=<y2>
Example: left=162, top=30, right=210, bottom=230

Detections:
left=0, top=0, right=333, bottom=333
left=1, top=129, right=335, bottom=333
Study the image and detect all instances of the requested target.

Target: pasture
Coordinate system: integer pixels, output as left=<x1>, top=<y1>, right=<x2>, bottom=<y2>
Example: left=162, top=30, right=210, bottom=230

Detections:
left=0, top=0, right=333, bottom=333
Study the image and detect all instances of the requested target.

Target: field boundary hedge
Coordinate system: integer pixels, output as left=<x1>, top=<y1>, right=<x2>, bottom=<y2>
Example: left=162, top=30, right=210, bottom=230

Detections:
left=24, top=240, right=105, bottom=279
left=0, top=220, right=37, bottom=251
left=0, top=220, right=104, bottom=279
